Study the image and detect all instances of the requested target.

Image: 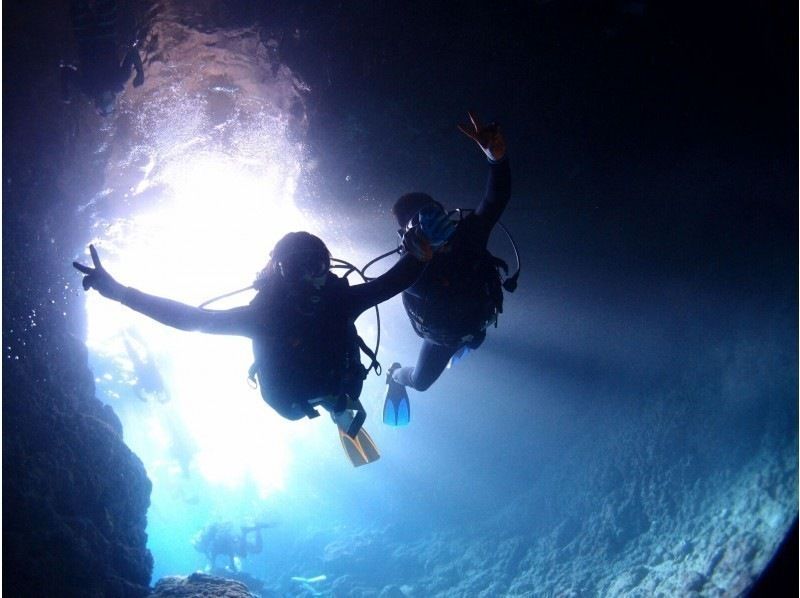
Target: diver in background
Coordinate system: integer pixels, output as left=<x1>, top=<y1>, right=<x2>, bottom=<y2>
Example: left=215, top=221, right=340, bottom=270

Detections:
left=122, top=328, right=170, bottom=403
left=384, top=112, right=512, bottom=425
left=61, top=0, right=144, bottom=116
left=192, top=521, right=274, bottom=572
left=73, top=224, right=447, bottom=466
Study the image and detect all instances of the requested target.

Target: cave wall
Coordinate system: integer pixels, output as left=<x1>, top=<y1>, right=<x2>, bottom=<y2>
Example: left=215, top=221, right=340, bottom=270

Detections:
left=3, top=332, right=154, bottom=597
left=3, top=0, right=155, bottom=594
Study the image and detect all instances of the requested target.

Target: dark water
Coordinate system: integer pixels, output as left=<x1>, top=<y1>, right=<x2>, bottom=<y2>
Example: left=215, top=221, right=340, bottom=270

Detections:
left=3, top=0, right=797, bottom=595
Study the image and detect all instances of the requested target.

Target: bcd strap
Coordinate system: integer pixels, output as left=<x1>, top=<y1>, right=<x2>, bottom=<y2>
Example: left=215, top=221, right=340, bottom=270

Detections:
left=300, top=402, right=321, bottom=419
left=357, top=336, right=381, bottom=376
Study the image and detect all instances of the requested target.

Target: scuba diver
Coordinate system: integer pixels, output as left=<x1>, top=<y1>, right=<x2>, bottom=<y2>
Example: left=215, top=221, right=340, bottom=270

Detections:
left=383, top=112, right=513, bottom=426
left=73, top=226, right=446, bottom=466
left=121, top=328, right=170, bottom=404
left=61, top=0, right=144, bottom=116
left=192, top=521, right=273, bottom=572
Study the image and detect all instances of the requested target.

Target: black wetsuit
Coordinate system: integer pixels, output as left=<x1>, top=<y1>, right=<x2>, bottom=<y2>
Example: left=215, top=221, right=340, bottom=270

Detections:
left=117, top=256, right=423, bottom=420
left=394, top=157, right=512, bottom=391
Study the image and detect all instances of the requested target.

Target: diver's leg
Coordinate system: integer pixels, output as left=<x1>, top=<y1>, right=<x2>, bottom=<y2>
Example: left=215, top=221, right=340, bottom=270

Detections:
left=392, top=340, right=457, bottom=391
left=120, top=48, right=145, bottom=86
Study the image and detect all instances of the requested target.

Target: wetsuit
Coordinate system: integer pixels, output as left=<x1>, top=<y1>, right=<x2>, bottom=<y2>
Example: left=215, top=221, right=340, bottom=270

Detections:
left=116, top=256, right=423, bottom=420
left=394, top=156, right=511, bottom=391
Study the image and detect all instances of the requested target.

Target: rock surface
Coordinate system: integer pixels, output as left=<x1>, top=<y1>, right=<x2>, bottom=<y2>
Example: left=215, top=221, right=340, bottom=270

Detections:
left=150, top=573, right=257, bottom=598
left=3, top=1, right=155, bottom=595
left=255, top=404, right=796, bottom=598
left=3, top=332, right=154, bottom=597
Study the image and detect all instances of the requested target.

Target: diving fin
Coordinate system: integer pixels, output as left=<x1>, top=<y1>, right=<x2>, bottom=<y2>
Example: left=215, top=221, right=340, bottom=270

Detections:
left=383, top=363, right=410, bottom=426
left=338, top=425, right=380, bottom=467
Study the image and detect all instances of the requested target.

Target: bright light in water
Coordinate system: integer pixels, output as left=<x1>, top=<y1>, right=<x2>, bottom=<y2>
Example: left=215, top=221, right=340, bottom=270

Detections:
left=75, top=21, right=349, bottom=579
left=86, top=149, right=314, bottom=499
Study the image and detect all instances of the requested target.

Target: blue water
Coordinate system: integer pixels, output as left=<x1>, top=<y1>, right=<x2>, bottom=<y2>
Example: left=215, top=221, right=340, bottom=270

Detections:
left=5, top=0, right=797, bottom=595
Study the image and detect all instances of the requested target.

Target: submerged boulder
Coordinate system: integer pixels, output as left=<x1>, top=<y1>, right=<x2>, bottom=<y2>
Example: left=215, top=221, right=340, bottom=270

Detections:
left=150, top=573, right=257, bottom=598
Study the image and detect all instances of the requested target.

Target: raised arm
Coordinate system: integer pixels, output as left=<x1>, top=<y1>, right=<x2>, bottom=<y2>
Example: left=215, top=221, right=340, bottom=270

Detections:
left=346, top=253, right=426, bottom=319
left=120, top=288, right=254, bottom=335
left=345, top=201, right=464, bottom=318
left=73, top=245, right=255, bottom=336
left=458, top=112, right=511, bottom=230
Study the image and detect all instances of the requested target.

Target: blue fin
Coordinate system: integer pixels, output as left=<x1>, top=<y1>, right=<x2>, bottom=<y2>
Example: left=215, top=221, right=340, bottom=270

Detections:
left=383, top=373, right=410, bottom=426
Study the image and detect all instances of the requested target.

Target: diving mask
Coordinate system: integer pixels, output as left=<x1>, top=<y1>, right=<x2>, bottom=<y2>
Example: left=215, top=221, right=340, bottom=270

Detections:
left=277, top=251, right=330, bottom=287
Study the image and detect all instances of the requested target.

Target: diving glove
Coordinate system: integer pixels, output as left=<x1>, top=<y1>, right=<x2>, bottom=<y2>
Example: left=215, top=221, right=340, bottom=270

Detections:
left=401, top=206, right=456, bottom=261
left=418, top=205, right=456, bottom=248
left=401, top=227, right=434, bottom=261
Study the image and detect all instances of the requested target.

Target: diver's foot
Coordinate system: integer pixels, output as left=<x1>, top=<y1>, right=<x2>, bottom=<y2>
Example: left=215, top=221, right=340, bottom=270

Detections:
left=386, top=362, right=402, bottom=382
left=331, top=408, right=355, bottom=431
left=331, top=408, right=366, bottom=438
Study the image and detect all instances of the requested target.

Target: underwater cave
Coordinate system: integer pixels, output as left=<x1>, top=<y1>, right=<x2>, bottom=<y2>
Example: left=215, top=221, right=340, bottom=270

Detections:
left=3, top=1, right=797, bottom=596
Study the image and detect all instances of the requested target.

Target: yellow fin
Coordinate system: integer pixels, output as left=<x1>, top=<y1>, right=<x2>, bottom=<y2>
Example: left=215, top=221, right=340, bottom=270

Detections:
left=339, top=426, right=381, bottom=467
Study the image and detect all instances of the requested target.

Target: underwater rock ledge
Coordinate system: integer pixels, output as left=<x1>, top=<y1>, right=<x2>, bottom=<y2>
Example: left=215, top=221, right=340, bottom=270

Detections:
left=3, top=331, right=153, bottom=597
left=150, top=573, right=257, bottom=598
